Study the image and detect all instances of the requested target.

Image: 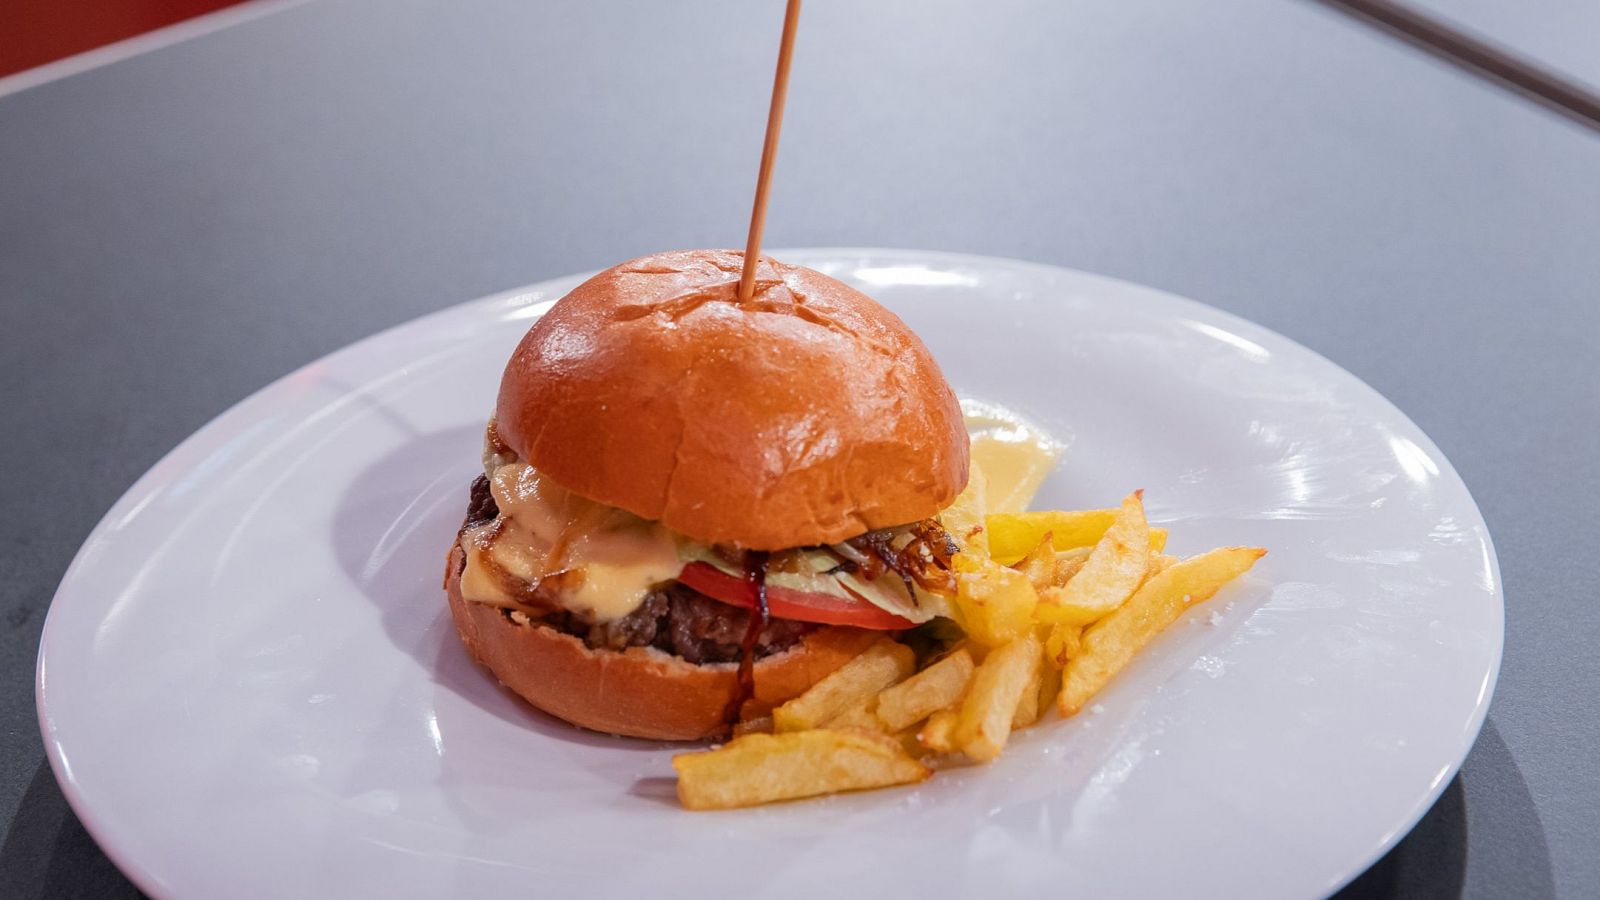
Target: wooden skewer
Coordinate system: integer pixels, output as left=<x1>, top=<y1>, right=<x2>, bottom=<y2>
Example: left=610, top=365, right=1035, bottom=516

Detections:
left=737, top=0, right=803, bottom=303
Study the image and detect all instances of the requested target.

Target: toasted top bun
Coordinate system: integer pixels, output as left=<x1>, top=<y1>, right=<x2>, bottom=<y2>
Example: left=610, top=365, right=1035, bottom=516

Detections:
left=496, top=249, right=969, bottom=549
left=444, top=544, right=879, bottom=740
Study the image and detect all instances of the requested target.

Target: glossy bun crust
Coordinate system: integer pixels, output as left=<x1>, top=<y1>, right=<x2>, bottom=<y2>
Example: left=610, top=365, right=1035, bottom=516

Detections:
left=444, top=544, right=879, bottom=740
left=496, top=249, right=969, bottom=550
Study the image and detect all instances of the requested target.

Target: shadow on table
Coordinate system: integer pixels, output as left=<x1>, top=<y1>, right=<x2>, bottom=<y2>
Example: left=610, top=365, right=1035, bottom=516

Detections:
left=1333, top=717, right=1554, bottom=899
left=0, top=762, right=143, bottom=899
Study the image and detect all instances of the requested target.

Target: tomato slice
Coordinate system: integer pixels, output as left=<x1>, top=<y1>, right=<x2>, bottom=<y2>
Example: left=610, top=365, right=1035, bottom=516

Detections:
left=677, top=562, right=915, bottom=630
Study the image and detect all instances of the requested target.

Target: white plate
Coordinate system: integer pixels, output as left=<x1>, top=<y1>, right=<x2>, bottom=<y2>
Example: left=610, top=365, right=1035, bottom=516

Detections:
left=38, top=250, right=1501, bottom=899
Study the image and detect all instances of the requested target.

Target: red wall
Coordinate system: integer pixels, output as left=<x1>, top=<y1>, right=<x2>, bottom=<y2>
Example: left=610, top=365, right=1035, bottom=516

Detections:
left=0, top=0, right=246, bottom=78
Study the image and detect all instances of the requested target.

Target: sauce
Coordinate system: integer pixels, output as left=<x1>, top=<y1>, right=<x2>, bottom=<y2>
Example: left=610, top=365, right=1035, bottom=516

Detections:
left=961, top=399, right=1065, bottom=515
left=727, top=551, right=771, bottom=730
left=458, top=462, right=683, bottom=620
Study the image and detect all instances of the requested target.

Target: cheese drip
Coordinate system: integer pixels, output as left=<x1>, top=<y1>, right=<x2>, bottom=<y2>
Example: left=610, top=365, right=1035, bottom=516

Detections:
left=459, top=463, right=683, bottom=621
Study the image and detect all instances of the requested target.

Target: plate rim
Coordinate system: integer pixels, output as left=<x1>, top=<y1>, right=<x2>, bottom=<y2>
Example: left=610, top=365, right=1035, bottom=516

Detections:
left=36, top=247, right=1505, bottom=899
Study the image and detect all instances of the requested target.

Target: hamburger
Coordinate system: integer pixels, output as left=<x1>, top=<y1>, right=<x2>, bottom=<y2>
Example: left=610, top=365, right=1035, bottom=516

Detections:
left=444, top=249, right=970, bottom=740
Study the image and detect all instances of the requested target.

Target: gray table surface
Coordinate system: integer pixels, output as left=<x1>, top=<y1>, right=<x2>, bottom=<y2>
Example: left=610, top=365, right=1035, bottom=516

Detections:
left=2, top=1, right=1596, bottom=897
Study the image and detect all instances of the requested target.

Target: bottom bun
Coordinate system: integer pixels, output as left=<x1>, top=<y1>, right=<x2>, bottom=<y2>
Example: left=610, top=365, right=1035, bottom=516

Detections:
left=444, top=544, right=879, bottom=741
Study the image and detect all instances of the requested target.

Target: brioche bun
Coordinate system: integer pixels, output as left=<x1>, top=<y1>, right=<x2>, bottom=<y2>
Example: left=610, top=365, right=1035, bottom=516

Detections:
left=444, top=544, right=878, bottom=740
left=495, top=249, right=969, bottom=550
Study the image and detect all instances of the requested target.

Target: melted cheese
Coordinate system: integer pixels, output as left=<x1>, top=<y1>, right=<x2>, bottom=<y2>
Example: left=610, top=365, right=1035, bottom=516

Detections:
left=458, top=532, right=514, bottom=604
left=962, top=399, right=1064, bottom=515
left=458, top=463, right=683, bottom=621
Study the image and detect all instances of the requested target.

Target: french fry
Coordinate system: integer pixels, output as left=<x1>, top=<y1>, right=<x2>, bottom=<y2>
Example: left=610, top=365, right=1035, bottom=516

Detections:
left=939, top=461, right=989, bottom=555
left=1043, top=623, right=1083, bottom=669
left=826, top=699, right=885, bottom=733
left=955, top=632, right=1042, bottom=762
left=1059, top=546, right=1266, bottom=715
left=874, top=649, right=976, bottom=732
left=951, top=554, right=1039, bottom=648
left=1011, top=659, right=1044, bottom=729
left=949, top=638, right=989, bottom=665
left=1011, top=533, right=1056, bottom=592
left=673, top=730, right=931, bottom=810
left=732, top=715, right=773, bottom=737
left=670, top=483, right=1267, bottom=810
left=1036, top=659, right=1062, bottom=718
left=917, top=708, right=961, bottom=754
left=774, top=639, right=915, bottom=732
left=987, top=510, right=1168, bottom=563
left=1035, top=491, right=1152, bottom=626
left=1052, top=546, right=1092, bottom=586
left=892, top=728, right=926, bottom=758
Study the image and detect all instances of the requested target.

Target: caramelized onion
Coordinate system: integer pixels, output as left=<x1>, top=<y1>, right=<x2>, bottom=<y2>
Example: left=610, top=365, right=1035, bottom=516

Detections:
left=841, top=518, right=959, bottom=598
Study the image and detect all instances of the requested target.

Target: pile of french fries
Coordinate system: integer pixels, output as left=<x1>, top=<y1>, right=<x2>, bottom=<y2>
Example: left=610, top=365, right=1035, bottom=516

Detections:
left=673, top=482, right=1265, bottom=811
